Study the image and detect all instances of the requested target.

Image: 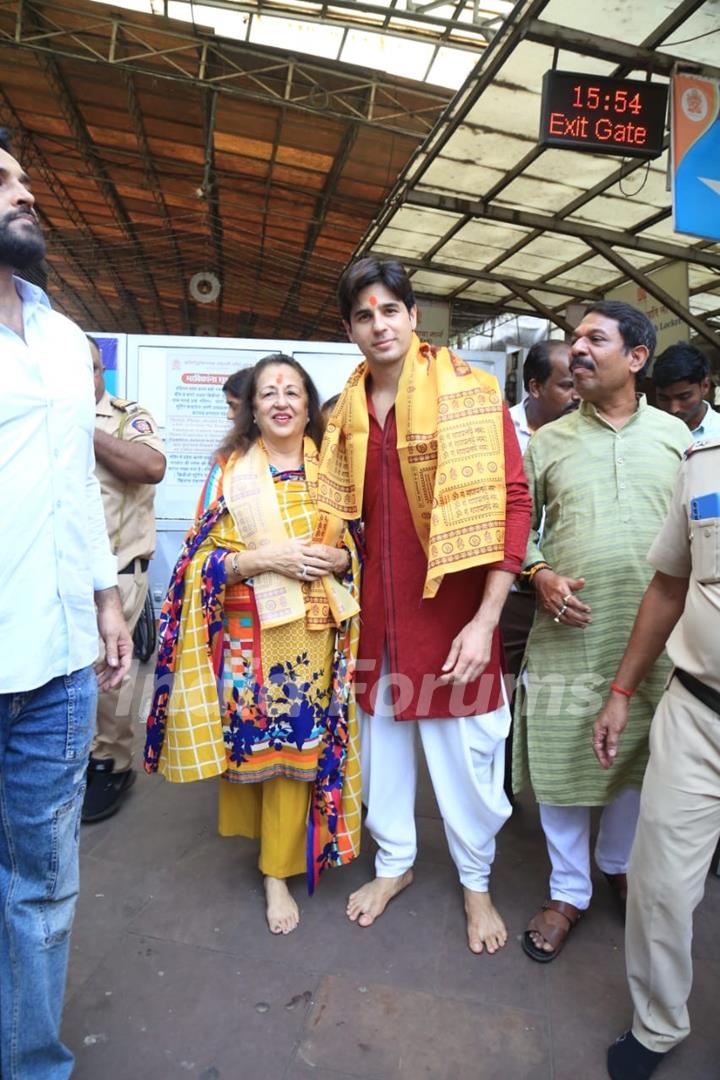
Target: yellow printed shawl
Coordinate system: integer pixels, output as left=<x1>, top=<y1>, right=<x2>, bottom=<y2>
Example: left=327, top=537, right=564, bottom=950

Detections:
left=223, top=438, right=359, bottom=630
left=319, top=333, right=506, bottom=598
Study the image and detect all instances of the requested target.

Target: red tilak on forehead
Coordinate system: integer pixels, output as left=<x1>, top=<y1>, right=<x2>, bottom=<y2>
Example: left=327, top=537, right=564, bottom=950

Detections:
left=275, top=372, right=284, bottom=384
left=369, top=295, right=378, bottom=306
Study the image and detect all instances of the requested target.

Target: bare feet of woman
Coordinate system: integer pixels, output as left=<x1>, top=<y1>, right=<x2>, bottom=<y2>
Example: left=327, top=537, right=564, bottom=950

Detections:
left=264, top=876, right=300, bottom=935
left=346, top=870, right=414, bottom=927
left=463, top=888, right=507, bottom=955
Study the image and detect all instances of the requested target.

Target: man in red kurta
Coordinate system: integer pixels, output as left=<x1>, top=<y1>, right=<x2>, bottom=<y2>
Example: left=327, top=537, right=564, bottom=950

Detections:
left=321, top=257, right=531, bottom=954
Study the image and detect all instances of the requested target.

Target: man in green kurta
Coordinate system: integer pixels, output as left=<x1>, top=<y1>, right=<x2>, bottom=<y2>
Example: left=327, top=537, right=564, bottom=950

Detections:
left=514, top=301, right=690, bottom=963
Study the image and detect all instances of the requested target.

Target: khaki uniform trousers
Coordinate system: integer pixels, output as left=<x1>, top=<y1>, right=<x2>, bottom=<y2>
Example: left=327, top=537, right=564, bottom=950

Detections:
left=92, top=562, right=148, bottom=771
left=626, top=676, right=720, bottom=1051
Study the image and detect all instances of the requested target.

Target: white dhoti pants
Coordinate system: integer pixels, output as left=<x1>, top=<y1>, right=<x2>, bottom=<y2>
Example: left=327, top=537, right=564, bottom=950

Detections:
left=539, top=787, right=641, bottom=910
left=358, top=656, right=512, bottom=892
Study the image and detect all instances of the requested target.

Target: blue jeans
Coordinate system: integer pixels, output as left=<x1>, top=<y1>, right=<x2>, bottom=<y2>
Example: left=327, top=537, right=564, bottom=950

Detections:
left=0, top=667, right=96, bottom=1079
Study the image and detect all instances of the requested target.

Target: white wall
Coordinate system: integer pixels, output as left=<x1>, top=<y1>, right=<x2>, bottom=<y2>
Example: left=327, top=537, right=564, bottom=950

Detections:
left=118, top=334, right=505, bottom=602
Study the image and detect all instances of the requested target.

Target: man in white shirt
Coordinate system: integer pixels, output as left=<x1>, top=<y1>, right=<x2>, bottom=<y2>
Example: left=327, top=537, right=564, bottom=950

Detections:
left=653, top=341, right=720, bottom=442
left=0, top=130, right=132, bottom=1079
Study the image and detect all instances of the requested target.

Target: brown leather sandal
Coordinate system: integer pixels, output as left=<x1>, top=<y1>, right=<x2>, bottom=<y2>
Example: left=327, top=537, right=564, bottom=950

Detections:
left=522, top=900, right=583, bottom=963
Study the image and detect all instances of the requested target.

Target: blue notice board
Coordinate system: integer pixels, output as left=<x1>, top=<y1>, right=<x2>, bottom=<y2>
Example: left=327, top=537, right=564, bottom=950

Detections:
left=672, top=74, right=720, bottom=242
left=93, top=336, right=119, bottom=397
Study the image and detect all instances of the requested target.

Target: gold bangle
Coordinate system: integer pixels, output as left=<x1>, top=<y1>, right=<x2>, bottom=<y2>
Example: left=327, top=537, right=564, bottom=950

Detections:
left=525, top=561, right=551, bottom=581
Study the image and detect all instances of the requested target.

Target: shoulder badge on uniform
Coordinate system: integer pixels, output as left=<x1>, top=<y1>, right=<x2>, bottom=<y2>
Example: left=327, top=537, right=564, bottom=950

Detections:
left=110, top=397, right=137, bottom=411
left=130, top=417, right=154, bottom=434
left=684, top=435, right=720, bottom=458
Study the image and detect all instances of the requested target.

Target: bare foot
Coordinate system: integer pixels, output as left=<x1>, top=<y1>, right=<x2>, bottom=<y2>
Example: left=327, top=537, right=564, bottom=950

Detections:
left=264, top=876, right=299, bottom=935
left=346, top=870, right=414, bottom=927
left=463, top=888, right=507, bottom=955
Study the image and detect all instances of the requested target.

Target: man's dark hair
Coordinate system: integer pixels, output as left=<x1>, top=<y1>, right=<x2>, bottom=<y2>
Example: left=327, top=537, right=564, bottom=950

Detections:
left=652, top=342, right=709, bottom=388
left=223, top=368, right=251, bottom=398
left=0, top=128, right=12, bottom=154
left=218, top=353, right=324, bottom=460
left=522, top=340, right=568, bottom=391
left=583, top=300, right=656, bottom=377
left=337, top=256, right=415, bottom=323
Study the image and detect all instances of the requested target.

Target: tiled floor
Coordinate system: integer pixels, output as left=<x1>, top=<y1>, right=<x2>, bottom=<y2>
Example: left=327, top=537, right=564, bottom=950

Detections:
left=63, top=670, right=720, bottom=1079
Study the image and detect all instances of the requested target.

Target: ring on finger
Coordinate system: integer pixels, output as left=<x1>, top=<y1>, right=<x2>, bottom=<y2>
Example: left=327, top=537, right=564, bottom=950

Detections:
left=562, top=593, right=572, bottom=603
left=300, top=564, right=307, bottom=578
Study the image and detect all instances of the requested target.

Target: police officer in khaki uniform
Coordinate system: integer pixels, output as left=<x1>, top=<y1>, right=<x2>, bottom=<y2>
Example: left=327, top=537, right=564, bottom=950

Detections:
left=592, top=436, right=720, bottom=1080
left=84, top=338, right=166, bottom=821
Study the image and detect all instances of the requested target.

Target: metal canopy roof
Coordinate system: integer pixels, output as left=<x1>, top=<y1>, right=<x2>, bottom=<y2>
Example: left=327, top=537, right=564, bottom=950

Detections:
left=80, top=0, right=515, bottom=90
left=358, top=0, right=720, bottom=347
left=3, top=0, right=719, bottom=343
left=1, top=0, right=458, bottom=337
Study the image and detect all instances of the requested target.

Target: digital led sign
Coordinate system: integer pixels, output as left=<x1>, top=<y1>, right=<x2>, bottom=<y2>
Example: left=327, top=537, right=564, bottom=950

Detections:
left=539, top=71, right=668, bottom=159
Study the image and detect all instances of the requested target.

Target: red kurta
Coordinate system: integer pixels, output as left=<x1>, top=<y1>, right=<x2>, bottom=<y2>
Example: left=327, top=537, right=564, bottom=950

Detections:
left=357, top=401, right=531, bottom=720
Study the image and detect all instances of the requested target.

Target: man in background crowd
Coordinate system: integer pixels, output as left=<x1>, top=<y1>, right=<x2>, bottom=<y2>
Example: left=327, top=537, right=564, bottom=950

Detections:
left=653, top=341, right=720, bottom=441
left=83, top=338, right=166, bottom=822
left=516, top=301, right=690, bottom=964
left=509, top=339, right=580, bottom=453
left=502, top=341, right=579, bottom=797
left=0, top=129, right=131, bottom=1079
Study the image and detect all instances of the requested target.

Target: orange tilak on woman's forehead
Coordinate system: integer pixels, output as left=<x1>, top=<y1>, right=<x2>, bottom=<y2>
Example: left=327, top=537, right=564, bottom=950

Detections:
left=369, top=295, right=378, bottom=306
left=275, top=371, right=284, bottom=384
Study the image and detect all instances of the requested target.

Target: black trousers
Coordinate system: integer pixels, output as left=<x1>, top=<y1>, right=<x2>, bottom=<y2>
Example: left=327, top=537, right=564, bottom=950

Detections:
left=499, top=590, right=537, bottom=797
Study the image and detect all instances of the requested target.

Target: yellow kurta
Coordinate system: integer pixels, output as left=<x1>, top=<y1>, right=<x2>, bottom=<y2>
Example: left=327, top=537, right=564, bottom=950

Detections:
left=148, top=449, right=362, bottom=883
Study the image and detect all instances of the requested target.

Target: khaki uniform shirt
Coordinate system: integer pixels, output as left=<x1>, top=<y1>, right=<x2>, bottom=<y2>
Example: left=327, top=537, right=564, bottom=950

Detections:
left=95, top=392, right=165, bottom=571
left=648, top=436, right=720, bottom=694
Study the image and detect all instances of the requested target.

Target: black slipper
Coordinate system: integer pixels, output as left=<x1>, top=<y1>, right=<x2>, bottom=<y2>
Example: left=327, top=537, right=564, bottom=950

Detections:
left=607, top=1031, right=665, bottom=1080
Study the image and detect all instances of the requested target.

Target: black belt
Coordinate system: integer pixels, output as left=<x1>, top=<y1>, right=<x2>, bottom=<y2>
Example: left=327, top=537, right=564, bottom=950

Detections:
left=674, top=668, right=720, bottom=716
left=118, top=558, right=149, bottom=575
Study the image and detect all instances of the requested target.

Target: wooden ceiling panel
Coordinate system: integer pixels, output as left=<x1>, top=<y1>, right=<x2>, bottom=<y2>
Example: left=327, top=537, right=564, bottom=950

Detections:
left=3, top=0, right=449, bottom=336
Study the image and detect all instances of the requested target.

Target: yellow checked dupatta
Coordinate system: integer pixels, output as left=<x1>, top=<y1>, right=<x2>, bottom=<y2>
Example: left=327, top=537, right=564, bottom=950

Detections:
left=319, top=333, right=506, bottom=597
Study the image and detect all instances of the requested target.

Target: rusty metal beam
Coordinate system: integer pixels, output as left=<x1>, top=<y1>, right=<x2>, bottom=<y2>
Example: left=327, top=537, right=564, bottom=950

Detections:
left=200, top=87, right=224, bottom=332
left=403, top=190, right=720, bottom=271
left=398, top=254, right=600, bottom=300
left=33, top=44, right=166, bottom=332
left=42, top=250, right=97, bottom=325
left=125, top=69, right=193, bottom=335
left=277, top=115, right=362, bottom=333
left=506, top=280, right=573, bottom=333
left=524, top=19, right=720, bottom=80
left=0, top=88, right=129, bottom=328
left=2, top=0, right=450, bottom=138
left=587, top=239, right=719, bottom=350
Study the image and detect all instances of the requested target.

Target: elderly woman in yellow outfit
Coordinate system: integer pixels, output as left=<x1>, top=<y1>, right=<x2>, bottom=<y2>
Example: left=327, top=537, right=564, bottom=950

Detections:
left=144, top=354, right=361, bottom=934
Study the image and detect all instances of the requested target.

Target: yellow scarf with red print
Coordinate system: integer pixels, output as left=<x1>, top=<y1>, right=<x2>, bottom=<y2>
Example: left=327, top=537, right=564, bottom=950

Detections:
left=318, top=334, right=506, bottom=598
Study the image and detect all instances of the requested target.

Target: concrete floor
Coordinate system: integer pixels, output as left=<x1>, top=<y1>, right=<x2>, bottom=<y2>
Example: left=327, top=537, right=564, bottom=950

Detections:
left=63, top=666, right=720, bottom=1080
